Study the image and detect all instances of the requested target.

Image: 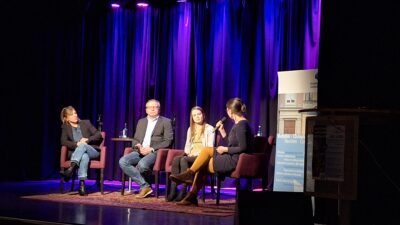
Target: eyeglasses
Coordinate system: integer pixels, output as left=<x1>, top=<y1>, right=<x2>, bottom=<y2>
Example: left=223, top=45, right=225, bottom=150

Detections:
left=146, top=106, right=159, bottom=109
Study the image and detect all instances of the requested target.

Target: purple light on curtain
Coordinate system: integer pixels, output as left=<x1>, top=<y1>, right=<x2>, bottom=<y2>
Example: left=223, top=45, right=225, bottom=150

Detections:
left=303, top=0, right=321, bottom=69
left=208, top=1, right=239, bottom=121
left=96, top=0, right=321, bottom=180
left=263, top=0, right=281, bottom=99
left=8, top=0, right=323, bottom=181
left=159, top=3, right=192, bottom=148
left=129, top=7, right=152, bottom=123
left=137, top=3, right=149, bottom=7
left=102, top=9, right=134, bottom=179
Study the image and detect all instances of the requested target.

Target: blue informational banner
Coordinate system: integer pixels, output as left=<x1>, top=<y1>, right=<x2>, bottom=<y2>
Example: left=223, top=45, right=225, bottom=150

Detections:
left=273, top=69, right=318, bottom=192
left=274, top=134, right=305, bottom=192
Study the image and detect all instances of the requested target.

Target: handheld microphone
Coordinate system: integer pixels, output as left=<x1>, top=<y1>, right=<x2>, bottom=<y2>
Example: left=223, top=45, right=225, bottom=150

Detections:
left=213, top=116, right=227, bottom=133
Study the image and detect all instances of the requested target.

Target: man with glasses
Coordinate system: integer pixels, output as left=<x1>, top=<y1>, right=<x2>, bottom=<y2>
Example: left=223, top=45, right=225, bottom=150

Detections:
left=119, top=99, right=174, bottom=198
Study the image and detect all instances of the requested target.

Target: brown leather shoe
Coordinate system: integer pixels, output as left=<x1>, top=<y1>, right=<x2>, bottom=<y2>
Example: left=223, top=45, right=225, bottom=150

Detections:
left=169, top=169, right=195, bottom=184
left=135, top=187, right=153, bottom=199
left=176, top=192, right=198, bottom=206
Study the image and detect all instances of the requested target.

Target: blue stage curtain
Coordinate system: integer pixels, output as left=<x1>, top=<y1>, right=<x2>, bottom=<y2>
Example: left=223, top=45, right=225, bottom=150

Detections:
left=95, top=0, right=321, bottom=180
left=0, top=0, right=321, bottom=181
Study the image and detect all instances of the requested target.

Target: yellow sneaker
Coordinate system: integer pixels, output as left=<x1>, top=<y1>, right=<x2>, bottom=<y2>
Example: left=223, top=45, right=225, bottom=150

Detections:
left=135, top=187, right=153, bottom=198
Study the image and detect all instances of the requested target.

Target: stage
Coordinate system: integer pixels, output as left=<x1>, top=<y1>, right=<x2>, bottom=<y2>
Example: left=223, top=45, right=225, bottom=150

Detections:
left=0, top=180, right=234, bottom=225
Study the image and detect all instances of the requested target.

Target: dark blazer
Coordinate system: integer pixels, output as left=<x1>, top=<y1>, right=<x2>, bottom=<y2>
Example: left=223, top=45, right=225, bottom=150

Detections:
left=132, top=116, right=174, bottom=151
left=60, top=120, right=103, bottom=151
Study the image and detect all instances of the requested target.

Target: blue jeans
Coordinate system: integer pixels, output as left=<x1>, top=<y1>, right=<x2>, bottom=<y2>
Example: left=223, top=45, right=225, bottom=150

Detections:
left=119, top=151, right=156, bottom=189
left=70, top=144, right=100, bottom=180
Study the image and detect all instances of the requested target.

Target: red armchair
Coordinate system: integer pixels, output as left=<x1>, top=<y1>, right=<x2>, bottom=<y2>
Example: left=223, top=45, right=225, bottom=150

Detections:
left=162, top=149, right=185, bottom=199
left=60, top=132, right=107, bottom=194
left=163, top=149, right=213, bottom=202
left=215, top=135, right=274, bottom=205
left=120, top=147, right=170, bottom=197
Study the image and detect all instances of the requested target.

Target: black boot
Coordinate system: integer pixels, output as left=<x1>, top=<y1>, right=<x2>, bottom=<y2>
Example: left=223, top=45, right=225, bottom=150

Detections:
left=166, top=182, right=177, bottom=202
left=174, top=184, right=187, bottom=202
left=60, top=162, right=77, bottom=182
left=79, top=180, right=87, bottom=196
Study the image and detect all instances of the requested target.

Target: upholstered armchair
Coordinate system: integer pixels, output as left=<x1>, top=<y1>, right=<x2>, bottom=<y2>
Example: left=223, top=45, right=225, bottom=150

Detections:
left=215, top=135, right=274, bottom=205
left=60, top=131, right=107, bottom=194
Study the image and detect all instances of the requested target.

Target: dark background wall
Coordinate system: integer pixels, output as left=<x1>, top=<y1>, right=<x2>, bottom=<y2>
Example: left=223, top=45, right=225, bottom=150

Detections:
left=318, top=1, right=400, bottom=110
left=317, top=1, right=400, bottom=224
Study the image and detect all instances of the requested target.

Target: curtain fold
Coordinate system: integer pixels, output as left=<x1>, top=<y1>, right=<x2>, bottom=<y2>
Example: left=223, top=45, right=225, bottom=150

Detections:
left=1, top=0, right=321, bottom=181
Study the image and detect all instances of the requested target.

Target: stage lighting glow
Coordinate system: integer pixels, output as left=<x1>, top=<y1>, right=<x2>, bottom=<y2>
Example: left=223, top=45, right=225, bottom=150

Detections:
left=137, top=2, right=149, bottom=7
left=111, top=3, right=120, bottom=8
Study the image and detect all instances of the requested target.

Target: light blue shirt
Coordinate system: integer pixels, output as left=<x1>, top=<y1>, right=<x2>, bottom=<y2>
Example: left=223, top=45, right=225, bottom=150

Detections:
left=142, top=116, right=159, bottom=147
left=72, top=124, right=82, bottom=142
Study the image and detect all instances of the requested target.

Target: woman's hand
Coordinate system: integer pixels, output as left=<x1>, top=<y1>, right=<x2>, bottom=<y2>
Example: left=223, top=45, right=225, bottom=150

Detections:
left=77, top=138, right=88, bottom=146
left=216, top=146, right=228, bottom=154
left=215, top=121, right=227, bottom=138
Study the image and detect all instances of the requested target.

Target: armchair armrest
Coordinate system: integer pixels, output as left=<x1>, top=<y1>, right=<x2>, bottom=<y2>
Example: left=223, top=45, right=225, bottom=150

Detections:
left=231, top=153, right=267, bottom=178
left=99, top=146, right=107, bottom=168
left=60, top=146, right=68, bottom=166
left=165, top=149, right=185, bottom=173
left=153, top=149, right=169, bottom=172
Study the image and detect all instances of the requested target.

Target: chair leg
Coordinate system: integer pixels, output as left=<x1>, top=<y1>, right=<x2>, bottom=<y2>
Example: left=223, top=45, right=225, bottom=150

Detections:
left=216, top=175, right=222, bottom=205
left=262, top=177, right=267, bottom=190
left=100, top=169, right=104, bottom=194
left=60, top=168, right=65, bottom=193
left=95, top=169, right=101, bottom=188
left=121, top=172, right=125, bottom=196
left=155, top=172, right=159, bottom=198
left=70, top=171, right=76, bottom=192
left=165, top=172, right=171, bottom=200
left=210, top=174, right=215, bottom=198
left=235, top=178, right=241, bottom=202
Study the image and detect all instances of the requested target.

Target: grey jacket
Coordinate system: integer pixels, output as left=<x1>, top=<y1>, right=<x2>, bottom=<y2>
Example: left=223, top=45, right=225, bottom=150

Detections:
left=132, top=116, right=174, bottom=151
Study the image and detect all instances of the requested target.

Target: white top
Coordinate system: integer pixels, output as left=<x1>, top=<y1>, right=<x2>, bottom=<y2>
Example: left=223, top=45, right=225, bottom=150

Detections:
left=142, top=116, right=159, bottom=147
left=184, top=123, right=215, bottom=155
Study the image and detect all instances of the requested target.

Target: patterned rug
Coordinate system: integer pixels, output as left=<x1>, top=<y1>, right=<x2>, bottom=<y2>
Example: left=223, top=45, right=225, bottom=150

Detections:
left=21, top=191, right=236, bottom=217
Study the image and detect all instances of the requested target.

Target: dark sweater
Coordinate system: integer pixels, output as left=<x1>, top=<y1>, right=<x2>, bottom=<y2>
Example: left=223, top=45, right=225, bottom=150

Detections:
left=213, top=120, right=253, bottom=174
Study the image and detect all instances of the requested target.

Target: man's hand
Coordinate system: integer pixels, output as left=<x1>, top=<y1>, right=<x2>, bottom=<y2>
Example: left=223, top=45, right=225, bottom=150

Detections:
left=139, top=147, right=153, bottom=155
left=135, top=143, right=142, bottom=150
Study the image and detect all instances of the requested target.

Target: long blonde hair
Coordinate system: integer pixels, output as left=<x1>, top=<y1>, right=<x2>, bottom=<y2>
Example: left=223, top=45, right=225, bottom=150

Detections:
left=189, top=106, right=206, bottom=142
left=60, top=106, right=77, bottom=124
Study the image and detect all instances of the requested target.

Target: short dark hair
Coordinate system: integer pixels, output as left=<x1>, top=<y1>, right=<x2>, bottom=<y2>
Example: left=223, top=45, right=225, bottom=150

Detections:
left=226, top=98, right=246, bottom=116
